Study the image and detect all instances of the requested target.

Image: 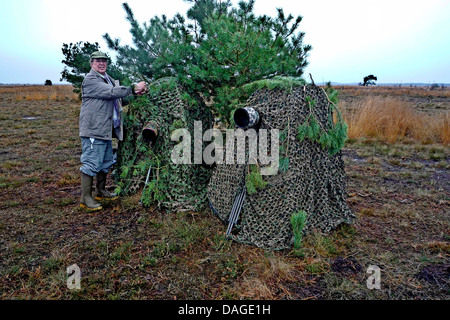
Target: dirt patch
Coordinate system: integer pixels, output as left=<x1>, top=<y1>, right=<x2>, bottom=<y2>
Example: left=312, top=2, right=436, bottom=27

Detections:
left=331, top=257, right=362, bottom=276
left=417, top=264, right=450, bottom=291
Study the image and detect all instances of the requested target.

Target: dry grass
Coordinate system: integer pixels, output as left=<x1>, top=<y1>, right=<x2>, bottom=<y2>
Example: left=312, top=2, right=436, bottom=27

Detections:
left=335, top=85, right=450, bottom=98
left=0, top=85, right=448, bottom=300
left=340, top=96, right=449, bottom=145
left=0, top=85, right=79, bottom=102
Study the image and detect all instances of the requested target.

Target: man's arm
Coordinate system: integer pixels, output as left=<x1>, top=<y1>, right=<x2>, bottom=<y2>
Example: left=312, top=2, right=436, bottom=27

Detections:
left=82, top=77, right=133, bottom=100
left=82, top=74, right=147, bottom=99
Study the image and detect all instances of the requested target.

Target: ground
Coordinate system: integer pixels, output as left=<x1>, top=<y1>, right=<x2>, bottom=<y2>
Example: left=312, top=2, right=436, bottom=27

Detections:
left=0, top=85, right=448, bottom=300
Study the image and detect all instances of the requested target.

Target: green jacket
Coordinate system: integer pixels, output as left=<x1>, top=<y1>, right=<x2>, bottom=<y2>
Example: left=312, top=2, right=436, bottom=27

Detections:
left=79, top=69, right=134, bottom=141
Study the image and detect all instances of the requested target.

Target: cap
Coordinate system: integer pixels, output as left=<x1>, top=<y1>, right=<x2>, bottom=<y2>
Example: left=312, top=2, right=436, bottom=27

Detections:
left=90, top=51, right=108, bottom=60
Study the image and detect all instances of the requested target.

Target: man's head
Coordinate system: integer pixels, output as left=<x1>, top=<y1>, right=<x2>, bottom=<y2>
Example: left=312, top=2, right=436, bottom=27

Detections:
left=90, top=51, right=108, bottom=75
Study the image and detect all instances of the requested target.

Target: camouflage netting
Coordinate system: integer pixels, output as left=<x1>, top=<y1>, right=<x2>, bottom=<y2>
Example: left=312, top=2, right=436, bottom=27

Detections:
left=114, top=77, right=213, bottom=211
left=208, top=83, right=355, bottom=250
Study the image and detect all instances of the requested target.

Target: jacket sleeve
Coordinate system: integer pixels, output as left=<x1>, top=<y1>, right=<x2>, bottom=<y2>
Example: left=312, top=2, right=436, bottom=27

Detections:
left=82, top=75, right=133, bottom=100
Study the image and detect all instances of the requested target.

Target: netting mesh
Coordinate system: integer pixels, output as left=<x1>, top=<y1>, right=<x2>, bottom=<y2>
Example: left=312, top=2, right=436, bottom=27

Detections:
left=115, top=77, right=354, bottom=250
left=208, top=84, right=355, bottom=250
left=114, top=77, right=213, bottom=211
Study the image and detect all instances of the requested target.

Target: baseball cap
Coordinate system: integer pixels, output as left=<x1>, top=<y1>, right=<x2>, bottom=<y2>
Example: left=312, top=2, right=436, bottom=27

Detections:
left=90, top=51, right=108, bottom=59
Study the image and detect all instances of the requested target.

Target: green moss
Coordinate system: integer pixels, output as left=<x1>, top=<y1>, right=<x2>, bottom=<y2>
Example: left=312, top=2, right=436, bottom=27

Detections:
left=241, top=76, right=307, bottom=95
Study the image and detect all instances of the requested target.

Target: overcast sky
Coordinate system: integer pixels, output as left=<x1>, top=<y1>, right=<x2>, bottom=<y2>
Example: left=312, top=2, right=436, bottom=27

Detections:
left=0, top=0, right=449, bottom=84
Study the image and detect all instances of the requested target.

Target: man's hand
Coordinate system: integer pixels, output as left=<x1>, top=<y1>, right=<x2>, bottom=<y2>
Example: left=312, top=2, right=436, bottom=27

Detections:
left=134, top=82, right=148, bottom=95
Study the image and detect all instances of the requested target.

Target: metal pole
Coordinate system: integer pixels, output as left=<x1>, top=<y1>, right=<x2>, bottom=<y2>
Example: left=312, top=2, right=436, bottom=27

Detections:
left=139, top=165, right=152, bottom=205
left=226, top=187, right=246, bottom=236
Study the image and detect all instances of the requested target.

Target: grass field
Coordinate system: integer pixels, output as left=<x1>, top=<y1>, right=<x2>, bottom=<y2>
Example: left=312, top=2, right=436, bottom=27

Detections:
left=0, top=84, right=448, bottom=300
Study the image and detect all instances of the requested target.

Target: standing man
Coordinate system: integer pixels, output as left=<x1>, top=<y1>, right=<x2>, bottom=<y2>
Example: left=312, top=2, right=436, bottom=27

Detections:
left=79, top=51, right=147, bottom=212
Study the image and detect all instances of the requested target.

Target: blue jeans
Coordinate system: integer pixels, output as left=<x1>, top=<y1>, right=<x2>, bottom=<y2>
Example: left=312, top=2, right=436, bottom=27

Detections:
left=80, top=138, right=114, bottom=177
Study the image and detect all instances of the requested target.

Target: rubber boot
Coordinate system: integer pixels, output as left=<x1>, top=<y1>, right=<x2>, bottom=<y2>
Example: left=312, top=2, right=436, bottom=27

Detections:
left=80, top=172, right=102, bottom=212
left=95, top=171, right=119, bottom=201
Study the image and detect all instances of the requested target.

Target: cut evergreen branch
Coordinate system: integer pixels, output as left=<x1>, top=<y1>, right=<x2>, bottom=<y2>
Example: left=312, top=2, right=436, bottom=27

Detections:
left=246, top=164, right=267, bottom=195
left=291, top=210, right=307, bottom=249
left=296, top=85, right=348, bottom=155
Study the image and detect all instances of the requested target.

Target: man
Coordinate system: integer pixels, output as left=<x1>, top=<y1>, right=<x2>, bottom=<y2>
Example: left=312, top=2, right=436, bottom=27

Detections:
left=79, top=51, right=147, bottom=212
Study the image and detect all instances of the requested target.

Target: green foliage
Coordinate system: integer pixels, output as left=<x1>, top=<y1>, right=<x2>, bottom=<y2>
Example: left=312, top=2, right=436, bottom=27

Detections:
left=328, top=117, right=348, bottom=155
left=139, top=154, right=170, bottom=207
left=103, top=0, right=311, bottom=126
left=290, top=210, right=307, bottom=249
left=114, top=78, right=213, bottom=211
left=246, top=164, right=267, bottom=195
left=279, top=156, right=290, bottom=174
left=212, top=232, right=233, bottom=252
left=324, top=81, right=339, bottom=105
left=60, top=41, right=99, bottom=96
left=242, top=76, right=307, bottom=94
left=110, top=241, right=133, bottom=263
left=296, top=87, right=348, bottom=155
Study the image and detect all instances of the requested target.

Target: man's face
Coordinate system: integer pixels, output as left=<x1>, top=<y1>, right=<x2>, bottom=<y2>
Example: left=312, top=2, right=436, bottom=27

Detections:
left=91, top=58, right=108, bottom=75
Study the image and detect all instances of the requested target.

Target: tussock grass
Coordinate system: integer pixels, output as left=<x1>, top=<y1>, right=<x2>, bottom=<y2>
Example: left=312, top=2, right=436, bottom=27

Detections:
left=341, top=96, right=449, bottom=144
